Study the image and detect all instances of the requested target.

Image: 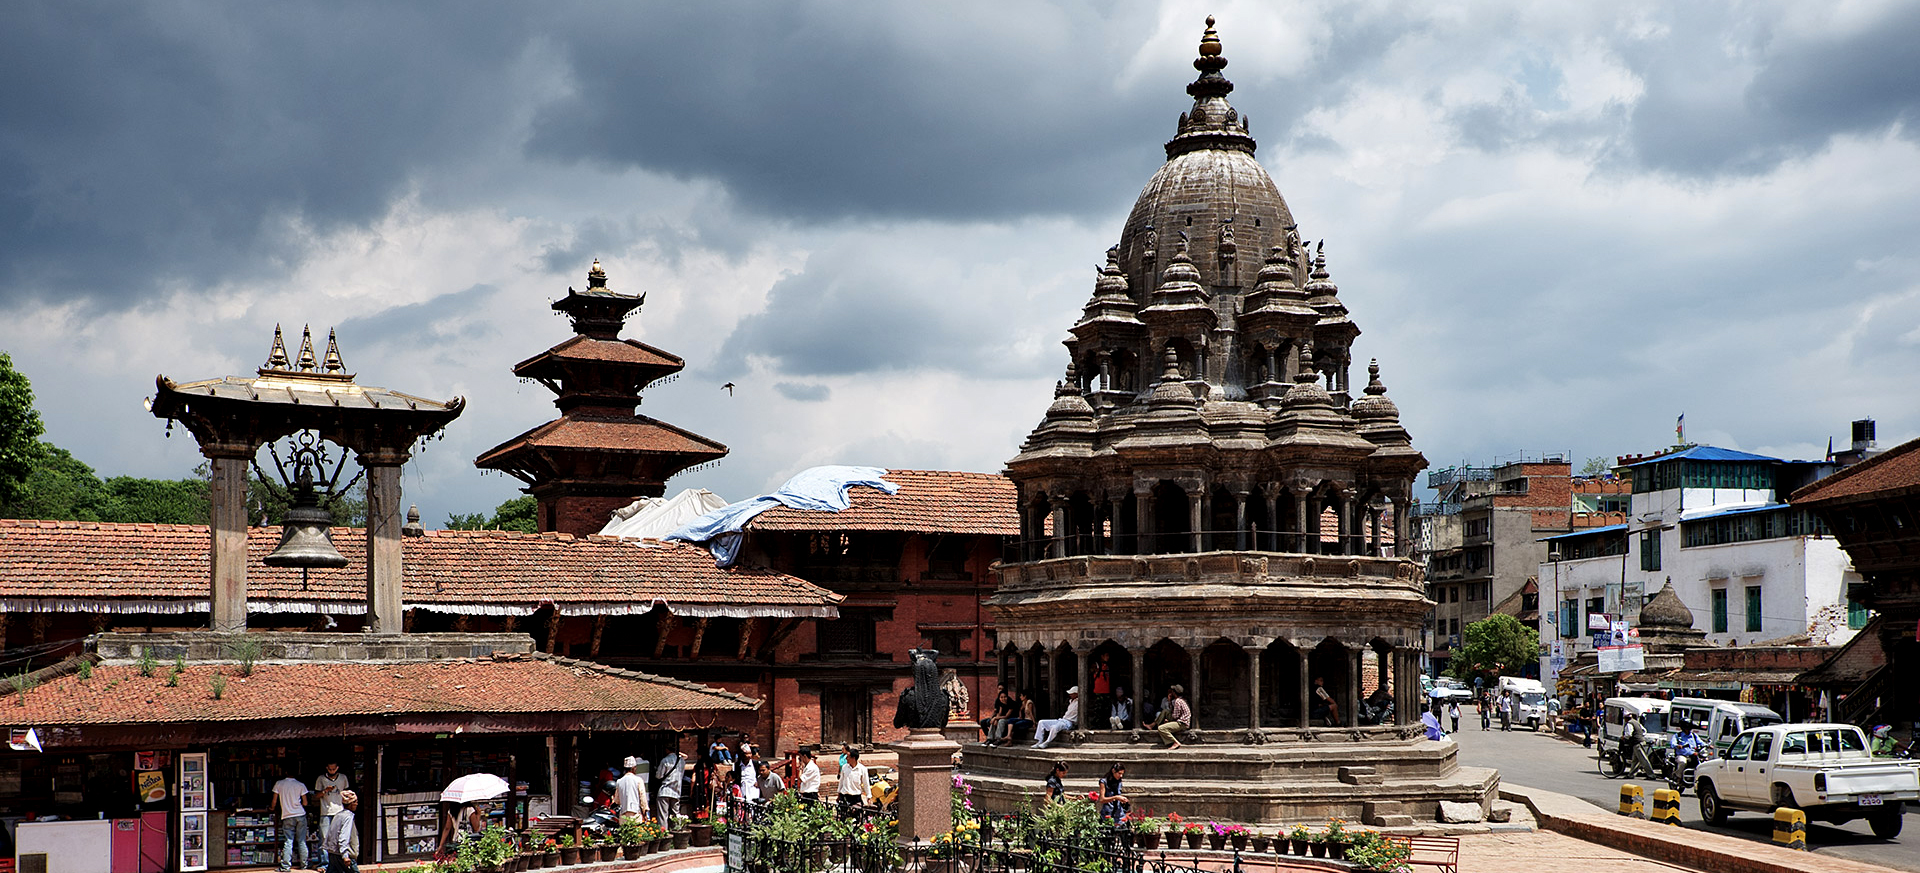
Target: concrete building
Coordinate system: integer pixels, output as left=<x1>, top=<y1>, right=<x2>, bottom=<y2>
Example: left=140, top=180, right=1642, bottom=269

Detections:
left=1416, top=457, right=1627, bottom=674
left=1542, top=445, right=1864, bottom=691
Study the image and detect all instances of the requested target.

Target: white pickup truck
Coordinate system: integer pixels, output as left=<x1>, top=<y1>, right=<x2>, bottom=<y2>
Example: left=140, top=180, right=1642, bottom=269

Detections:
left=1695, top=723, right=1920, bottom=838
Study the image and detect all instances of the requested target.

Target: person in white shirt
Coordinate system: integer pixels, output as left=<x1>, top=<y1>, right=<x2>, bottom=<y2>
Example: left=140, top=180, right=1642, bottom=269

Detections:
left=835, top=749, right=870, bottom=814
left=796, top=748, right=822, bottom=801
left=737, top=744, right=760, bottom=803
left=653, top=747, right=684, bottom=824
left=271, top=773, right=311, bottom=873
left=1033, top=686, right=1080, bottom=749
left=313, top=761, right=351, bottom=871
left=1108, top=689, right=1132, bottom=731
left=324, top=791, right=358, bottom=873
left=614, top=756, right=649, bottom=821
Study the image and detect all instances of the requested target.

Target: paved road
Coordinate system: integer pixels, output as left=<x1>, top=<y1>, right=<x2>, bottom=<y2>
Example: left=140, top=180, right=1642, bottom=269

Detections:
left=1450, top=719, right=1920, bottom=872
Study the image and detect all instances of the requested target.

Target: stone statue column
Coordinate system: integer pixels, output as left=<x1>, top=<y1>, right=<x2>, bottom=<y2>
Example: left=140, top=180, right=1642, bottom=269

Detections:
left=1296, top=492, right=1313, bottom=554
left=359, top=447, right=408, bottom=634
left=1136, top=486, right=1155, bottom=555
left=1130, top=647, right=1147, bottom=731
left=1297, top=652, right=1312, bottom=729
left=1076, top=647, right=1091, bottom=725
left=1245, top=645, right=1264, bottom=730
left=1369, top=505, right=1382, bottom=556
left=1262, top=485, right=1282, bottom=552
left=1188, top=648, right=1203, bottom=730
left=1233, top=490, right=1249, bottom=550
left=1393, top=490, right=1412, bottom=557
left=203, top=441, right=254, bottom=634
left=1186, top=485, right=1205, bottom=554
left=1097, top=350, right=1112, bottom=391
left=1348, top=647, right=1363, bottom=728
left=1048, top=495, right=1070, bottom=558
left=1047, top=647, right=1061, bottom=716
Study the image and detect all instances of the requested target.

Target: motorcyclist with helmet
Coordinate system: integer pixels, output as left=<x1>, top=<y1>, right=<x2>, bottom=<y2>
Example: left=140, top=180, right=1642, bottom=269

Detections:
left=1667, top=718, right=1708, bottom=794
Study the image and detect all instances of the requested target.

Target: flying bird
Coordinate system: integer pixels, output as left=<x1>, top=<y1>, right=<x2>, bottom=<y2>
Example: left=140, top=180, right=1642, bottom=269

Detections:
left=722, top=382, right=735, bottom=395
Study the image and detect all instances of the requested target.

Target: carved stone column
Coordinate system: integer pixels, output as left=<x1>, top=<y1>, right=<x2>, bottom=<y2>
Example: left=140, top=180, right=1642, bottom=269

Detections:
left=1136, top=486, right=1155, bottom=555
left=1188, top=647, right=1203, bottom=730
left=1130, top=647, right=1147, bottom=731
left=1076, top=647, right=1091, bottom=725
left=1348, top=647, right=1363, bottom=728
left=1262, top=484, right=1283, bottom=552
left=1106, top=495, right=1125, bottom=555
left=1049, top=497, right=1069, bottom=558
left=1296, top=492, right=1313, bottom=554
left=1187, top=485, right=1205, bottom=554
left=1297, top=650, right=1311, bottom=729
left=1233, top=490, right=1249, bottom=550
left=1245, top=645, right=1263, bottom=730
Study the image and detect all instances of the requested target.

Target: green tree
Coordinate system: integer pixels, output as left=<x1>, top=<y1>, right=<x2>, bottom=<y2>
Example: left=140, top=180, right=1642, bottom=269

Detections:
left=0, top=353, right=45, bottom=505
left=447, top=495, right=537, bottom=532
left=0, top=443, right=105, bottom=520
left=1579, top=456, right=1612, bottom=477
left=1450, top=614, right=1539, bottom=682
left=99, top=476, right=209, bottom=525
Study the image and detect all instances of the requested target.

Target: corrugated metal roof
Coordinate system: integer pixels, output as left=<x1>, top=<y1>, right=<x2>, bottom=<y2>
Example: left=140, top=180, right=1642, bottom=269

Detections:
left=1541, top=523, right=1627, bottom=542
left=1623, top=446, right=1781, bottom=467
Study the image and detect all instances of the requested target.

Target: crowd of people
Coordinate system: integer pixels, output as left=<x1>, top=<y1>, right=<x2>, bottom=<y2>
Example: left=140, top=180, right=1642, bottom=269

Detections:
left=979, top=674, right=1371, bottom=752
left=269, top=760, right=357, bottom=873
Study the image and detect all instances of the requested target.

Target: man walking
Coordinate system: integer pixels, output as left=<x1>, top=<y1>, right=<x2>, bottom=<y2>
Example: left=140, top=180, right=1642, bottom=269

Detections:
left=314, top=761, right=350, bottom=871
left=1152, top=685, right=1191, bottom=750
left=796, top=748, right=822, bottom=802
left=1498, top=690, right=1514, bottom=732
left=1447, top=700, right=1461, bottom=733
left=836, top=749, right=870, bottom=814
left=653, top=746, right=684, bottom=824
left=272, top=771, right=311, bottom=873
left=324, top=791, right=359, bottom=873
left=1033, top=686, right=1079, bottom=749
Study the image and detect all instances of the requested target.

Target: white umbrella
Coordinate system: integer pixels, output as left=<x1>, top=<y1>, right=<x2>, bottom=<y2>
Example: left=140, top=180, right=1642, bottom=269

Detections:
left=442, top=773, right=511, bottom=804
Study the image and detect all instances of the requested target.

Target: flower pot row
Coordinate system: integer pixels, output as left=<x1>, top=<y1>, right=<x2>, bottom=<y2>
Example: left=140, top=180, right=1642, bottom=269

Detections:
left=494, top=836, right=690, bottom=871
left=1126, top=831, right=1349, bottom=860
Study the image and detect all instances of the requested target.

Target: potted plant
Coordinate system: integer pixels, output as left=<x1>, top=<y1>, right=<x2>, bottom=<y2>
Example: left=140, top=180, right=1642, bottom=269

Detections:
left=1345, top=830, right=1412, bottom=873
left=650, top=819, right=673, bottom=853
left=539, top=836, right=560, bottom=867
left=671, top=814, right=692, bottom=849
left=593, top=831, right=615, bottom=862
left=1183, top=821, right=1203, bottom=850
left=690, top=810, right=715, bottom=847
left=1287, top=824, right=1310, bottom=856
left=1206, top=821, right=1227, bottom=851
left=1225, top=824, right=1249, bottom=852
left=1132, top=816, right=1161, bottom=850
left=1308, top=827, right=1328, bottom=858
left=1164, top=812, right=1186, bottom=848
left=615, top=817, right=645, bottom=861
left=1325, top=818, right=1351, bottom=861
left=554, top=833, right=579, bottom=866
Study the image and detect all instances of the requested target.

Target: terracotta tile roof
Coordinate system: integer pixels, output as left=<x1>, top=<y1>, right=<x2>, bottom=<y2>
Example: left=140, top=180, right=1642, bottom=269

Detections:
left=513, top=335, right=684, bottom=374
left=1791, top=436, right=1920, bottom=505
left=475, top=415, right=727, bottom=463
left=5, top=653, right=754, bottom=726
left=748, top=470, right=1018, bottom=535
left=0, top=520, right=840, bottom=617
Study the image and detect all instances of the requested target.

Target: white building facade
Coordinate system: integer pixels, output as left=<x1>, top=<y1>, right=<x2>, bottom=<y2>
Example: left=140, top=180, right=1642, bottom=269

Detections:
left=1539, top=446, right=1866, bottom=675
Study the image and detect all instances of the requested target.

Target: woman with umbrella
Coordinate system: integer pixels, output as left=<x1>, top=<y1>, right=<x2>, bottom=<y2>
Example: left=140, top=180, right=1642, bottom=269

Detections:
left=436, top=773, right=509, bottom=858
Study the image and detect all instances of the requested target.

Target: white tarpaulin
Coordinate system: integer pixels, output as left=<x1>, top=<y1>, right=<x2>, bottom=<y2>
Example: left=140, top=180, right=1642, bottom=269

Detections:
left=599, top=488, right=730, bottom=540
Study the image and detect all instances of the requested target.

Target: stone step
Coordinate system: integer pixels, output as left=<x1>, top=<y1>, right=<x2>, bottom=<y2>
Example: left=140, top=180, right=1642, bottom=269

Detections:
left=1370, top=815, right=1416, bottom=827
left=1339, top=766, right=1383, bottom=785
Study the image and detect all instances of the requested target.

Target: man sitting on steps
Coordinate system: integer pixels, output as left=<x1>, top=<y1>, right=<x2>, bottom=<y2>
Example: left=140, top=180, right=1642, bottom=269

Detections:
left=1153, top=685, right=1191, bottom=750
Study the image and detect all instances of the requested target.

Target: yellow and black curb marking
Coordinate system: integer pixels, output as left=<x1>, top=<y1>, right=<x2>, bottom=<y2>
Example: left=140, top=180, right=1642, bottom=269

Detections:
left=1618, top=784, right=1646, bottom=819
left=1650, top=788, right=1682, bottom=825
left=1772, top=807, right=1807, bottom=850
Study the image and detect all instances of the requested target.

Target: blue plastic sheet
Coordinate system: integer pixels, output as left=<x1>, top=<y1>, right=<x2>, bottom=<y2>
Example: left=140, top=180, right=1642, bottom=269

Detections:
left=667, top=465, right=898, bottom=567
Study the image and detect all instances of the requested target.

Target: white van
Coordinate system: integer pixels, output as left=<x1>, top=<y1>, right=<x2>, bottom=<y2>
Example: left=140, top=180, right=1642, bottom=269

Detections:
left=1668, top=697, right=1783, bottom=754
left=1598, top=697, right=1671, bottom=777
left=1498, top=677, right=1549, bottom=730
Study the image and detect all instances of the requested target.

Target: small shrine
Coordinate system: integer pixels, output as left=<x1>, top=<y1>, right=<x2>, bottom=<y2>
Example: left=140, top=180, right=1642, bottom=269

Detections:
left=149, top=327, right=464, bottom=632
left=475, top=260, right=726, bottom=535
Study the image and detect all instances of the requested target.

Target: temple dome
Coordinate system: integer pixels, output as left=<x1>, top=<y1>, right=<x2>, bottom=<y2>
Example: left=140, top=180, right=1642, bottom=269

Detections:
left=1116, top=20, right=1301, bottom=298
left=1641, top=580, right=1695, bottom=629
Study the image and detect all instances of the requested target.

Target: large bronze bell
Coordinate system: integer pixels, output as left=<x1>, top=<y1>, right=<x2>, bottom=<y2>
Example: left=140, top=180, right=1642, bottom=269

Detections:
left=263, top=475, right=349, bottom=568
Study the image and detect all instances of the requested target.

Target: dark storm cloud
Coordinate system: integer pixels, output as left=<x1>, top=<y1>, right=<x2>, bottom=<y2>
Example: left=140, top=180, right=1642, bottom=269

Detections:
left=522, top=3, right=1168, bottom=223
left=1623, top=4, right=1920, bottom=177
left=715, top=256, right=969, bottom=377
left=0, top=1, right=537, bottom=310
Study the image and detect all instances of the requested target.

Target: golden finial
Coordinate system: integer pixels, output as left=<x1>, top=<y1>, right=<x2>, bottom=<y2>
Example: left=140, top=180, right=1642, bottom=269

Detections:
left=1199, top=15, right=1222, bottom=57
left=264, top=324, right=290, bottom=371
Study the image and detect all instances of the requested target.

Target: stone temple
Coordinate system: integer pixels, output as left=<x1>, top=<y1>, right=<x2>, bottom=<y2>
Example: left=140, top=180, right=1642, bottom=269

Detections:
left=960, top=19, right=1497, bottom=825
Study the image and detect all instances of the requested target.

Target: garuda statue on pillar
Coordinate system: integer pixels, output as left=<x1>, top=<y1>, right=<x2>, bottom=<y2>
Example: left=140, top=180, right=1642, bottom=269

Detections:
left=893, top=648, right=950, bottom=729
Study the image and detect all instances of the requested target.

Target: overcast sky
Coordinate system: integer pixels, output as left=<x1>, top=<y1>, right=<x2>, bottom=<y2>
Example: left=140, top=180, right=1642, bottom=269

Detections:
left=3, top=1, right=1918, bottom=525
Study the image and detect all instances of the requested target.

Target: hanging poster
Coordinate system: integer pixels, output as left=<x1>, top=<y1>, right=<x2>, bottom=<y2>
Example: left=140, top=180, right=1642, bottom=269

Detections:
left=179, top=752, right=209, bottom=872
left=1596, top=623, right=1645, bottom=673
left=135, top=751, right=160, bottom=771
left=135, top=769, right=166, bottom=803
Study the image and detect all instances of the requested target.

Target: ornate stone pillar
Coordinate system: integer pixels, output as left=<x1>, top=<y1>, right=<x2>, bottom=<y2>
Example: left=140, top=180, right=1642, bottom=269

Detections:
left=1096, top=350, right=1112, bottom=391
left=1245, top=645, right=1263, bottom=730
left=1233, top=490, right=1249, bottom=550
left=359, top=447, right=408, bottom=634
left=1076, top=647, right=1091, bottom=724
left=1262, top=485, right=1282, bottom=552
left=204, top=445, right=253, bottom=633
left=1049, top=497, right=1069, bottom=558
left=1394, top=490, right=1412, bottom=558
left=1136, top=485, right=1155, bottom=555
left=1187, top=485, right=1204, bottom=554
left=1296, top=492, right=1313, bottom=554
left=1047, top=646, right=1061, bottom=716
left=1188, top=647, right=1203, bottom=730
left=1130, top=647, right=1147, bottom=731
left=1369, top=505, right=1382, bottom=556
left=1348, top=647, right=1363, bottom=728
left=1297, top=650, right=1311, bottom=729
left=1106, top=495, right=1123, bottom=555
left=1334, top=492, right=1352, bottom=557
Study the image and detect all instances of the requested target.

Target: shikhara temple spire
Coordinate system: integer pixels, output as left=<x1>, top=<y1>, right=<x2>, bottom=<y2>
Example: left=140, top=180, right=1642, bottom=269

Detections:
left=1168, top=15, right=1255, bottom=159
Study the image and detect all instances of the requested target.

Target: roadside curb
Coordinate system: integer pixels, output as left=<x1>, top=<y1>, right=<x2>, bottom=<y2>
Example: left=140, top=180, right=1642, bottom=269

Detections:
left=1501, top=783, right=1901, bottom=873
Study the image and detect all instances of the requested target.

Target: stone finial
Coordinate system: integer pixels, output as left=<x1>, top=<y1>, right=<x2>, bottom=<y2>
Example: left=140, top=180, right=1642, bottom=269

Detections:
left=1162, top=344, right=1184, bottom=381
left=264, top=324, right=291, bottom=371
left=295, top=325, right=318, bottom=371
left=1364, top=359, right=1385, bottom=396
left=587, top=258, right=609, bottom=289
left=1196, top=16, right=1226, bottom=72
left=322, top=329, right=347, bottom=374
left=1294, top=345, right=1318, bottom=383
left=1056, top=360, right=1080, bottom=397
left=402, top=505, right=425, bottom=537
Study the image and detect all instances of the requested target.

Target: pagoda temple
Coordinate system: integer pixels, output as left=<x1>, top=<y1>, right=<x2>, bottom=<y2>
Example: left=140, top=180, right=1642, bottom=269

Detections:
left=963, top=19, right=1495, bottom=825
left=476, top=260, right=726, bottom=535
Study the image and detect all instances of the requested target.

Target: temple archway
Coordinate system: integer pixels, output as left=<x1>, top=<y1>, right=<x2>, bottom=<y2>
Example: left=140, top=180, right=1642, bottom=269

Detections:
left=1087, top=641, right=1133, bottom=728
left=1199, top=638, right=1250, bottom=726
left=1260, top=638, right=1303, bottom=728
left=1142, top=639, right=1193, bottom=723
left=1308, top=639, right=1351, bottom=727
left=1151, top=480, right=1191, bottom=554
